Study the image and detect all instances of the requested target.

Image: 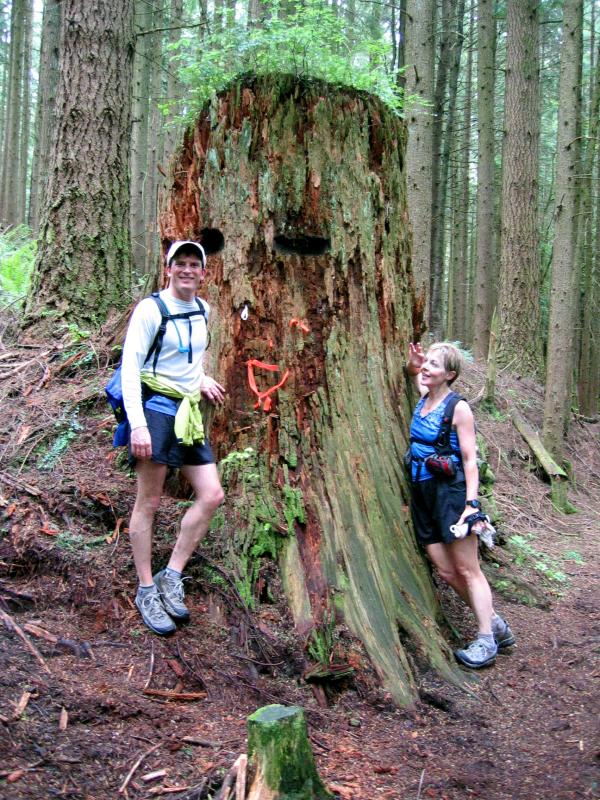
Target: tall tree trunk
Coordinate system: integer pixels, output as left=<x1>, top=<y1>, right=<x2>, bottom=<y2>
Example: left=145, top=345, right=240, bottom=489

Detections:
left=577, top=38, right=600, bottom=416
left=430, top=0, right=465, bottom=337
left=144, top=4, right=165, bottom=278
left=130, top=0, right=152, bottom=276
left=429, top=0, right=452, bottom=337
left=0, top=0, right=26, bottom=225
left=452, top=2, right=473, bottom=345
left=163, top=0, right=184, bottom=166
left=404, top=0, right=435, bottom=335
left=26, top=0, right=135, bottom=327
left=29, top=0, right=62, bottom=234
left=160, top=75, right=463, bottom=706
left=17, top=0, right=33, bottom=224
left=497, top=0, right=542, bottom=375
left=542, top=0, right=583, bottom=458
left=472, top=0, right=497, bottom=359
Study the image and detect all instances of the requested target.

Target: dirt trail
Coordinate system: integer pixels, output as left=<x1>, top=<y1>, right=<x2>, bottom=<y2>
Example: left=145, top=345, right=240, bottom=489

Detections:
left=0, top=346, right=598, bottom=799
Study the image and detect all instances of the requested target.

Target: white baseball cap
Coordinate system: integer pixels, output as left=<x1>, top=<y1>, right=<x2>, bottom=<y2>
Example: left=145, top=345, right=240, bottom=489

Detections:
left=165, top=240, right=206, bottom=268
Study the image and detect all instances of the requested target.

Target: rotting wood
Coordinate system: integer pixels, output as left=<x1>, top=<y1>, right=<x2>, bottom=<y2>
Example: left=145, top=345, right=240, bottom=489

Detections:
left=142, top=689, right=207, bottom=701
left=160, top=73, right=462, bottom=706
left=509, top=406, right=571, bottom=512
left=246, top=704, right=331, bottom=800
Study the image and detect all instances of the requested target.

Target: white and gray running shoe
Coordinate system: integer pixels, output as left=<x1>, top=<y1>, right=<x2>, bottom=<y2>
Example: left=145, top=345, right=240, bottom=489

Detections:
left=153, top=569, right=190, bottom=621
left=135, top=589, right=176, bottom=635
left=455, top=637, right=498, bottom=669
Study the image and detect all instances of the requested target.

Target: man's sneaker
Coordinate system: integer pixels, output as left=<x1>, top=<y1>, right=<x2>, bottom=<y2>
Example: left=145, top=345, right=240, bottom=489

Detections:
left=455, top=637, right=498, bottom=669
left=135, top=589, right=176, bottom=635
left=153, top=569, right=190, bottom=621
left=493, top=617, right=516, bottom=649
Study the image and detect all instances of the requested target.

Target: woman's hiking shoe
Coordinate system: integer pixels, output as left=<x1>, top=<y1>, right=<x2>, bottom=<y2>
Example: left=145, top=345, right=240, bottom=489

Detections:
left=493, top=617, right=516, bottom=649
left=153, top=569, right=190, bottom=621
left=135, top=588, right=176, bottom=635
left=455, top=638, right=498, bottom=669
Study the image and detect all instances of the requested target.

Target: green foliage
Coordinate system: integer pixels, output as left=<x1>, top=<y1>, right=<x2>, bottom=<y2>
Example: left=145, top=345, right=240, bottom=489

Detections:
left=170, top=0, right=403, bottom=122
left=37, top=410, right=82, bottom=471
left=0, top=226, right=36, bottom=307
left=307, top=608, right=336, bottom=666
left=55, top=532, right=108, bottom=552
left=508, top=534, right=568, bottom=586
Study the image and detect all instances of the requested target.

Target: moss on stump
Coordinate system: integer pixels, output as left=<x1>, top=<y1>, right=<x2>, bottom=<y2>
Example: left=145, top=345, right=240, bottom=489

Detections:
left=247, top=705, right=331, bottom=800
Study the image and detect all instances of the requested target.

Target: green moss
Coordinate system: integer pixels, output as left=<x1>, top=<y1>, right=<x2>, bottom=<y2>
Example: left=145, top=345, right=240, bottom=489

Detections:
left=247, top=705, right=332, bottom=799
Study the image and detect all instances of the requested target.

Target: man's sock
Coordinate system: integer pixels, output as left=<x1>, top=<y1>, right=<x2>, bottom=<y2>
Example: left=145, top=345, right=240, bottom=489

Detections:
left=137, top=583, right=157, bottom=597
left=478, top=632, right=496, bottom=648
left=165, top=566, right=182, bottom=580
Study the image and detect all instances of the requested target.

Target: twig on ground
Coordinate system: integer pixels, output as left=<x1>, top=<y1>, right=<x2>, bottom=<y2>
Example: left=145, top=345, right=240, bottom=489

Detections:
left=118, top=742, right=163, bottom=794
left=144, top=640, right=156, bottom=690
left=416, top=768, right=426, bottom=800
left=0, top=608, right=51, bottom=673
left=175, top=641, right=210, bottom=696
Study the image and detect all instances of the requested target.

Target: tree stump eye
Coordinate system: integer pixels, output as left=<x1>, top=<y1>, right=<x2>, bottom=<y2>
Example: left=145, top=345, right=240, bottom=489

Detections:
left=274, top=235, right=330, bottom=256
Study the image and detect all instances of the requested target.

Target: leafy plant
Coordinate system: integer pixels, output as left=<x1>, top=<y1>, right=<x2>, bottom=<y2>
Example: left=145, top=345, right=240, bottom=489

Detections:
left=0, top=226, right=36, bottom=307
left=37, top=411, right=82, bottom=471
left=508, top=534, right=569, bottom=585
left=168, top=0, right=404, bottom=123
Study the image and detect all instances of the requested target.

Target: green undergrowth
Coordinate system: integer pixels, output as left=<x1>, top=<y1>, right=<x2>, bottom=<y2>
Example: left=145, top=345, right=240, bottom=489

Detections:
left=485, top=531, right=584, bottom=606
left=208, top=447, right=306, bottom=609
left=0, top=226, right=36, bottom=308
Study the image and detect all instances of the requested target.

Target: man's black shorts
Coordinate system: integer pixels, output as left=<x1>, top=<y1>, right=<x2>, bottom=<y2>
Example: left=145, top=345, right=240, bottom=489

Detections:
left=410, top=473, right=467, bottom=546
left=128, top=408, right=215, bottom=468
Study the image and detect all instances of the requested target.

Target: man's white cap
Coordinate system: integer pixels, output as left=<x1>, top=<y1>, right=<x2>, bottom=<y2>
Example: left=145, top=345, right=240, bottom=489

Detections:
left=166, top=240, right=206, bottom=268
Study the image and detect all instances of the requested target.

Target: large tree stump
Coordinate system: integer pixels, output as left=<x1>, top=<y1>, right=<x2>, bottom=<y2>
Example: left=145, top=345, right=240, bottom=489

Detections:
left=246, top=705, right=330, bottom=800
left=160, top=74, right=463, bottom=704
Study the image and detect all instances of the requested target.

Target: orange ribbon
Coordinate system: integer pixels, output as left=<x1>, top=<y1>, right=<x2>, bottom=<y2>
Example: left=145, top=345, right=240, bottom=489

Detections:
left=289, top=318, right=310, bottom=334
left=246, top=359, right=290, bottom=412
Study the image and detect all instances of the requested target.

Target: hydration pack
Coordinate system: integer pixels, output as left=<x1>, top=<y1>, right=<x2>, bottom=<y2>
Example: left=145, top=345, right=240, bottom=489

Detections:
left=405, top=392, right=464, bottom=481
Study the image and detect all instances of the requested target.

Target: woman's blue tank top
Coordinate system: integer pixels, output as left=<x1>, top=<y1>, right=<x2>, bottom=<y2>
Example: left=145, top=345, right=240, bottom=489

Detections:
left=409, top=394, right=462, bottom=482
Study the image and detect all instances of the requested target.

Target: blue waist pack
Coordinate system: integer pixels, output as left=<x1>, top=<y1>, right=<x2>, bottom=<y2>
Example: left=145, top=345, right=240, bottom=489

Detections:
left=105, top=294, right=206, bottom=446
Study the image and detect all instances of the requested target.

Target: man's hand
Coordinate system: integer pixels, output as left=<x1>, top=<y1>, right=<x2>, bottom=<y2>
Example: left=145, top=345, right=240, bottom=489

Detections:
left=201, top=376, right=226, bottom=405
left=130, top=426, right=152, bottom=460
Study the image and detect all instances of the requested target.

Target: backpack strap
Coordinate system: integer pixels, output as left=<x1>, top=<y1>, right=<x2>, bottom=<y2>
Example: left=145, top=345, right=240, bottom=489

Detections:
left=145, top=293, right=171, bottom=375
left=435, top=392, right=464, bottom=455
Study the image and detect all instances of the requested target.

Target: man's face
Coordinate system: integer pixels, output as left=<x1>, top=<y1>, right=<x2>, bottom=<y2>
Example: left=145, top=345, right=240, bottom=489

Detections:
left=167, top=252, right=205, bottom=297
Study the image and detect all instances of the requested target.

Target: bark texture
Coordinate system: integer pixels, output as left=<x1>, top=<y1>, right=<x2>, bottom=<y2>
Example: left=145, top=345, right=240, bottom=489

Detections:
left=542, top=0, right=582, bottom=458
left=497, top=0, right=542, bottom=375
left=161, top=75, right=461, bottom=705
left=27, top=0, right=135, bottom=326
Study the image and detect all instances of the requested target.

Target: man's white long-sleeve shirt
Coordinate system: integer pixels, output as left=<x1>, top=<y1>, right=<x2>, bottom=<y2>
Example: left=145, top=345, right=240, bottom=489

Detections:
left=121, top=290, right=210, bottom=431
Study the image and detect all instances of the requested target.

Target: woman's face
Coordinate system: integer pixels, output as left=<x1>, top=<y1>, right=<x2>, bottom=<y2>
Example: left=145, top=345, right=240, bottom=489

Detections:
left=420, top=349, right=456, bottom=389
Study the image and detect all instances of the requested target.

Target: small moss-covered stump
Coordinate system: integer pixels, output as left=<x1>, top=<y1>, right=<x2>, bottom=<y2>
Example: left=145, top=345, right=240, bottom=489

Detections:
left=247, top=705, right=331, bottom=800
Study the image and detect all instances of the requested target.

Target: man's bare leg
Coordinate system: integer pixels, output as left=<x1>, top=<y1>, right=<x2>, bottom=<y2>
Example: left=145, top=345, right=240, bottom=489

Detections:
left=129, top=460, right=167, bottom=586
left=167, top=463, right=224, bottom=573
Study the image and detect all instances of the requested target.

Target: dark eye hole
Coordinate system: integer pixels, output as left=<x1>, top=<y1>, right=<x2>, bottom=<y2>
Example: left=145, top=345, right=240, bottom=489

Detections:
left=200, top=228, right=225, bottom=254
left=274, top=235, right=330, bottom=256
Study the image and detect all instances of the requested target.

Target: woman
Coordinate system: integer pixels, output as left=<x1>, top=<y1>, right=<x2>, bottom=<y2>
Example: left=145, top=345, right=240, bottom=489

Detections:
left=406, top=341, right=515, bottom=668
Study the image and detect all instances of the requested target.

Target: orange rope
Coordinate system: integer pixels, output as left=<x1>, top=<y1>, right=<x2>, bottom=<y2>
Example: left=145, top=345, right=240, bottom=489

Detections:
left=246, top=359, right=290, bottom=412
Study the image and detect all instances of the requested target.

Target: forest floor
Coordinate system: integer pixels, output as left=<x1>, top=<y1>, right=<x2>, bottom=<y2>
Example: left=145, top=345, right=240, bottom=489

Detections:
left=0, top=318, right=598, bottom=800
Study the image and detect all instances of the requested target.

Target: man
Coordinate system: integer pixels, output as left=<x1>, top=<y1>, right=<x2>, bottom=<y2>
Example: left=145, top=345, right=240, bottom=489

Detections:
left=121, top=240, right=225, bottom=635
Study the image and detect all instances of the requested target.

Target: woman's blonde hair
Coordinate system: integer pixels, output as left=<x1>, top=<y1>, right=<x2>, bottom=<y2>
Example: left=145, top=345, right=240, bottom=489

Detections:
left=427, top=342, right=463, bottom=385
